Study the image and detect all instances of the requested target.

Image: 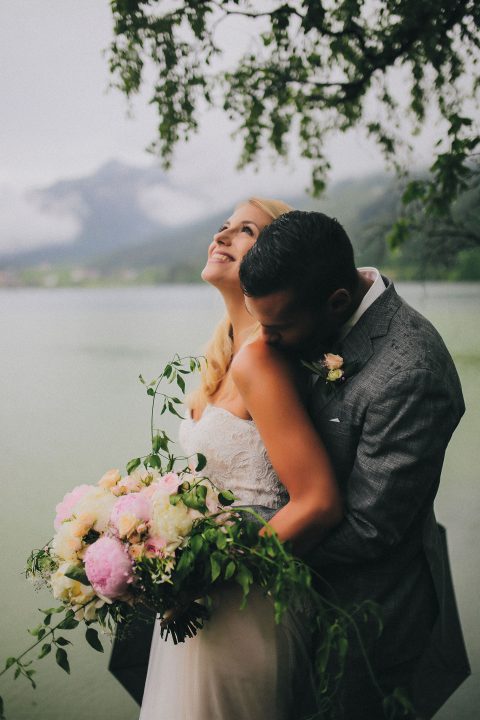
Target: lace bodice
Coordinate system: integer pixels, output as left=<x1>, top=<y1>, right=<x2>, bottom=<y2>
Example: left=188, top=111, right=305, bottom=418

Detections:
left=178, top=404, right=289, bottom=510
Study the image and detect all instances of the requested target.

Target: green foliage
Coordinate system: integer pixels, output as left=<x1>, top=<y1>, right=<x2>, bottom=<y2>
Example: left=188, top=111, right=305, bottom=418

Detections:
left=85, top=628, right=104, bottom=653
left=109, top=0, right=480, bottom=206
left=353, top=171, right=480, bottom=277
left=64, top=565, right=89, bottom=585
left=126, top=354, right=205, bottom=477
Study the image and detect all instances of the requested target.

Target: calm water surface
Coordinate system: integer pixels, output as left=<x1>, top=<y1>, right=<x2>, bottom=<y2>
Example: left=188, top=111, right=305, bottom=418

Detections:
left=0, top=283, right=479, bottom=719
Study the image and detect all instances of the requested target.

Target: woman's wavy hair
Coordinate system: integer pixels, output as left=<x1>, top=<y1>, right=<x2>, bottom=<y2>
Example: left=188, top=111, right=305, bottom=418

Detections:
left=188, top=197, right=293, bottom=416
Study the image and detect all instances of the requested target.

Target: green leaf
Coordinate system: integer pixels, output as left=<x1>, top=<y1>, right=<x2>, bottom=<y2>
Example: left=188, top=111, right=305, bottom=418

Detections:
left=224, top=560, right=236, bottom=580
left=126, top=457, right=141, bottom=474
left=57, top=615, right=79, bottom=631
left=176, top=374, right=186, bottom=393
left=0, top=695, right=4, bottom=718
left=145, top=454, right=162, bottom=469
left=85, top=627, right=104, bottom=653
left=55, top=647, right=70, bottom=674
left=138, top=374, right=146, bottom=385
left=14, top=667, right=20, bottom=680
left=218, top=489, right=235, bottom=506
left=55, top=636, right=71, bottom=647
left=27, top=624, right=42, bottom=637
left=152, top=431, right=170, bottom=453
left=5, top=657, right=16, bottom=670
left=64, top=564, right=89, bottom=585
left=175, top=549, right=195, bottom=582
left=210, top=552, right=224, bottom=582
left=44, top=613, right=52, bottom=626
left=167, top=401, right=183, bottom=418
left=147, top=387, right=155, bottom=396
left=195, top=453, right=207, bottom=472
left=235, top=565, right=253, bottom=598
left=216, top=533, right=227, bottom=550
left=38, top=643, right=51, bottom=659
left=164, top=364, right=172, bottom=378
left=190, top=534, right=204, bottom=553
left=181, top=484, right=207, bottom=512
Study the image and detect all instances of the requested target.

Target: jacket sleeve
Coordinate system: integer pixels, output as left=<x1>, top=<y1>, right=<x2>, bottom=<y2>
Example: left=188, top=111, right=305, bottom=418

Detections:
left=305, top=367, right=464, bottom=568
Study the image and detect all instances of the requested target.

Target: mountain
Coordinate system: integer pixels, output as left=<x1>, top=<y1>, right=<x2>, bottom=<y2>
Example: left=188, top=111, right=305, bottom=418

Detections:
left=90, top=174, right=396, bottom=275
left=1, top=160, right=180, bottom=267
left=1, top=160, right=410, bottom=285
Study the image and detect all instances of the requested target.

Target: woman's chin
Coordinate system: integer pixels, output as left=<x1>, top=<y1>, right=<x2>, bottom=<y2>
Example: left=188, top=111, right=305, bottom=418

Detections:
left=201, top=263, right=235, bottom=288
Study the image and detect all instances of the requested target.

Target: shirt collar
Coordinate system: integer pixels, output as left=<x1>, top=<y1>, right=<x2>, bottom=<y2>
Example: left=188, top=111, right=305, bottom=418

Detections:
left=339, top=267, right=386, bottom=340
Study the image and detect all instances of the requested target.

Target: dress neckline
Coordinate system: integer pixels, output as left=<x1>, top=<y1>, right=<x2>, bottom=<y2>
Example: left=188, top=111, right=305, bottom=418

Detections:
left=189, top=403, right=255, bottom=425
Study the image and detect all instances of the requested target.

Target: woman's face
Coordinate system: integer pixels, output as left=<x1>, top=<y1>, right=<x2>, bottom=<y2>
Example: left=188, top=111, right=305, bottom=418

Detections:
left=201, top=203, right=272, bottom=289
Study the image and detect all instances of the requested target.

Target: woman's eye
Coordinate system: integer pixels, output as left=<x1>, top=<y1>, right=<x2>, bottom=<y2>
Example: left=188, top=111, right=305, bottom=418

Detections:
left=242, top=225, right=254, bottom=236
left=217, top=225, right=227, bottom=232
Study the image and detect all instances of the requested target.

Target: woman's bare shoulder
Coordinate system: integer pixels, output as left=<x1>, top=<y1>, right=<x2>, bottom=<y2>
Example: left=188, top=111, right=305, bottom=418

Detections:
left=231, top=339, right=293, bottom=387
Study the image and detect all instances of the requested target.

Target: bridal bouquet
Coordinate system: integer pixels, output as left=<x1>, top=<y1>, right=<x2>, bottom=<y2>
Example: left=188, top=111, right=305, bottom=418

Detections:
left=0, top=355, right=412, bottom=720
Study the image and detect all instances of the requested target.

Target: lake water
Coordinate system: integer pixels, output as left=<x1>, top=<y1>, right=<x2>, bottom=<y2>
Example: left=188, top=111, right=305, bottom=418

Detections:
left=1, top=283, right=479, bottom=719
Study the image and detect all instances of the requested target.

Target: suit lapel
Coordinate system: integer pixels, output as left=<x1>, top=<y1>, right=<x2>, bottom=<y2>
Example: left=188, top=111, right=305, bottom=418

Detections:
left=311, top=278, right=402, bottom=413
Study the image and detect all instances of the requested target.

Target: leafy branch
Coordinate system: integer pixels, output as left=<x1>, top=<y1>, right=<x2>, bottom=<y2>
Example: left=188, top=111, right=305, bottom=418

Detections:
left=129, top=354, right=206, bottom=476
left=109, top=0, right=480, bottom=201
left=0, top=602, right=104, bottom=718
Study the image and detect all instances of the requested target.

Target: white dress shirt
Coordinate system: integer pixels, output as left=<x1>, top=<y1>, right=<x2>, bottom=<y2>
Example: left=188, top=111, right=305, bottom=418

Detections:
left=339, top=267, right=386, bottom=340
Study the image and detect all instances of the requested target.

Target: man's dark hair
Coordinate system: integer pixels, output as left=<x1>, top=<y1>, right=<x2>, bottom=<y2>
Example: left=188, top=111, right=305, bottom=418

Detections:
left=239, top=210, right=358, bottom=306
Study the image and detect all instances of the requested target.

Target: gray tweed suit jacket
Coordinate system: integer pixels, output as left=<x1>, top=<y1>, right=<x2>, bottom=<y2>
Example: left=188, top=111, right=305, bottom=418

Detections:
left=306, top=277, right=470, bottom=718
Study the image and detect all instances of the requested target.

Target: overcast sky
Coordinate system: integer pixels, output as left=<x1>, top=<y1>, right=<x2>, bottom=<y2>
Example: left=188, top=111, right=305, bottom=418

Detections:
left=0, top=0, right=442, bottom=248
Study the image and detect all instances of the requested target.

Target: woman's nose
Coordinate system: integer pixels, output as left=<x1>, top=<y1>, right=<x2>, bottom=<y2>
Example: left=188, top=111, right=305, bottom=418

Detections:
left=214, top=228, right=232, bottom=245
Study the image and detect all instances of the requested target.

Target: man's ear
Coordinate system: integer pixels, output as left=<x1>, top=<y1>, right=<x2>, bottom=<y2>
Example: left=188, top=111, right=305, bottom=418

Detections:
left=327, top=288, right=352, bottom=315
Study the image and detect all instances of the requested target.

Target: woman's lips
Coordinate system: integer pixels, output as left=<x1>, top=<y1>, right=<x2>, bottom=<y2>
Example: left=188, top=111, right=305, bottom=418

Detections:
left=209, top=251, right=235, bottom=263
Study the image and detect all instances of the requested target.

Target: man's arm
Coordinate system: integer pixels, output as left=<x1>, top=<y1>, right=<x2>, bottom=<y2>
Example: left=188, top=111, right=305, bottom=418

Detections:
left=306, top=367, right=463, bottom=568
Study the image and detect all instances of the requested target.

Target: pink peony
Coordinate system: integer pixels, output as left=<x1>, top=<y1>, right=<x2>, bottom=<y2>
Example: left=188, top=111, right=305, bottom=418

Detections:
left=54, top=484, right=92, bottom=531
left=110, top=492, right=151, bottom=536
left=84, top=536, right=134, bottom=599
left=156, top=472, right=182, bottom=495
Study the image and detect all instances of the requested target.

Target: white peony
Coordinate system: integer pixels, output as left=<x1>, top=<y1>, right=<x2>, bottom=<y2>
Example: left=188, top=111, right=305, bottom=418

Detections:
left=73, top=486, right=116, bottom=533
left=51, top=522, right=83, bottom=562
left=150, top=491, right=194, bottom=549
left=50, top=562, right=96, bottom=607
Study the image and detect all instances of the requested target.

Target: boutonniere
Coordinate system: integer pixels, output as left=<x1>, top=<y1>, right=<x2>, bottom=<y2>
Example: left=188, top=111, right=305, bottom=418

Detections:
left=302, top=353, right=346, bottom=387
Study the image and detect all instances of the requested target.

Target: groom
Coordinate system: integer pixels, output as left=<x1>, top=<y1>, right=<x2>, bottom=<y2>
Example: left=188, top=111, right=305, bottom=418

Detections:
left=238, top=210, right=470, bottom=720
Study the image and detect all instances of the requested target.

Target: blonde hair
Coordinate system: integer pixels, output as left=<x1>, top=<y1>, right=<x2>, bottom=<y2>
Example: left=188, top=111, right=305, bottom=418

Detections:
left=188, top=196, right=293, bottom=416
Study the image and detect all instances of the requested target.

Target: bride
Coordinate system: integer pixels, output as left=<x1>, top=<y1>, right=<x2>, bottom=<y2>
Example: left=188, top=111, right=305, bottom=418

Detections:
left=139, top=197, right=343, bottom=720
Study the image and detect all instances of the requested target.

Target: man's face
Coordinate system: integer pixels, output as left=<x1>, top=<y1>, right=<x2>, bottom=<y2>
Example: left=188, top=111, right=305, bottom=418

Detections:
left=244, top=288, right=336, bottom=355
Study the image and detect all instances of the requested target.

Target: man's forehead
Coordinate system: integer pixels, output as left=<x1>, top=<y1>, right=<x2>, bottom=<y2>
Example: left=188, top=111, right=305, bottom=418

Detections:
left=244, top=289, right=298, bottom=320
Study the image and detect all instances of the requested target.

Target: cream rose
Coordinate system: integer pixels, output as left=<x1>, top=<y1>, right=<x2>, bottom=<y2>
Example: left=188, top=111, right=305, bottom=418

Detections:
left=324, top=353, right=343, bottom=370
left=327, top=368, right=344, bottom=382
left=98, top=468, right=121, bottom=490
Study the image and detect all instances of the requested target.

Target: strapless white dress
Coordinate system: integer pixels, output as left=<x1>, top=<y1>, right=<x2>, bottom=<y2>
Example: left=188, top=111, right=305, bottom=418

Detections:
left=139, top=405, right=318, bottom=720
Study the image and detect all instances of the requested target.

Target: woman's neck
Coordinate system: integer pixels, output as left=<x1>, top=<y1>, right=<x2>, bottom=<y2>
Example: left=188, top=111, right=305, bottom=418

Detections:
left=222, top=288, right=258, bottom=354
